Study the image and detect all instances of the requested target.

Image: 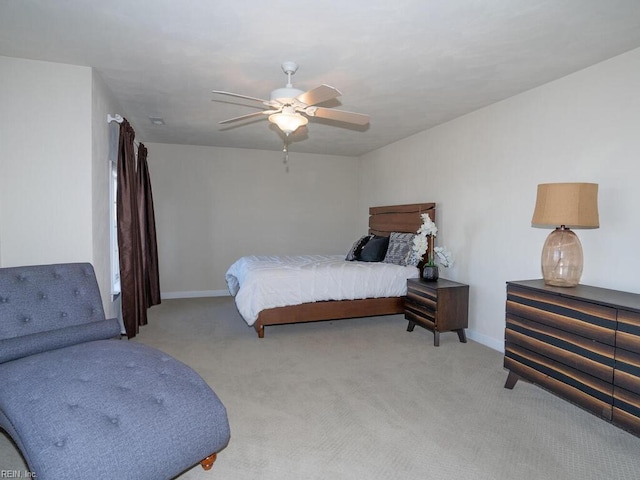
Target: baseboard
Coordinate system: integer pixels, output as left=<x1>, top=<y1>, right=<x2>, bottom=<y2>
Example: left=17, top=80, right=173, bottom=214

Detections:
left=466, top=329, right=504, bottom=353
left=161, top=290, right=231, bottom=300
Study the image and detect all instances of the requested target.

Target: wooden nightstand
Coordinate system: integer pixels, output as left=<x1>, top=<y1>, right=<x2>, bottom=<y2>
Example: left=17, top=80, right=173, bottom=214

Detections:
left=405, top=278, right=469, bottom=346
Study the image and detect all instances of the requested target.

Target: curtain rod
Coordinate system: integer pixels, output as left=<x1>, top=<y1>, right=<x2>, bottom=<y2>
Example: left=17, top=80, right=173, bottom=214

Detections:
left=108, top=113, right=141, bottom=149
left=107, top=114, right=141, bottom=149
left=107, top=114, right=123, bottom=124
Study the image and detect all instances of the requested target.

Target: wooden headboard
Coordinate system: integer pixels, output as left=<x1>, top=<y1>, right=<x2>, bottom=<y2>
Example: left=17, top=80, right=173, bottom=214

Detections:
left=368, top=203, right=436, bottom=236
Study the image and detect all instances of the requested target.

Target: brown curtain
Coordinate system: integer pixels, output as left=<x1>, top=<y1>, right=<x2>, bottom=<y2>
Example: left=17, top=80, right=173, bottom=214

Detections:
left=136, top=143, right=161, bottom=309
left=116, top=119, right=154, bottom=338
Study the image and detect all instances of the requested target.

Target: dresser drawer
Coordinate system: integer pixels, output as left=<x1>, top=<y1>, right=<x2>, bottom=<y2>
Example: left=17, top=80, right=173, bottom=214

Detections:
left=616, top=310, right=640, bottom=354
left=614, top=348, right=640, bottom=395
left=504, top=346, right=613, bottom=419
left=507, top=285, right=616, bottom=345
left=613, top=386, right=640, bottom=435
left=506, top=313, right=614, bottom=382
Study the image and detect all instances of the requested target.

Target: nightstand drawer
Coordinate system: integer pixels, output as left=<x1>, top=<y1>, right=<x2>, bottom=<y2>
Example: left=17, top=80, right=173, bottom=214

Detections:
left=406, top=290, right=436, bottom=311
left=405, top=299, right=436, bottom=327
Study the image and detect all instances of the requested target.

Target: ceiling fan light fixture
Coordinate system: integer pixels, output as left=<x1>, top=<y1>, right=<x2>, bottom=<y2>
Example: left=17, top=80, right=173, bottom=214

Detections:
left=268, top=111, right=308, bottom=135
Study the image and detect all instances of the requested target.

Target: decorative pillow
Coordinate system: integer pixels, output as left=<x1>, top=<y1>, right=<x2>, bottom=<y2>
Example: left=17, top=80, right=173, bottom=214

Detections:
left=358, top=235, right=390, bottom=262
left=383, top=232, right=417, bottom=266
left=345, top=235, right=372, bottom=261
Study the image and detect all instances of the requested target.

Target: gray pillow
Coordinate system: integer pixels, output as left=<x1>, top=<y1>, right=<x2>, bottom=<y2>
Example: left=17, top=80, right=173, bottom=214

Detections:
left=359, top=235, right=390, bottom=262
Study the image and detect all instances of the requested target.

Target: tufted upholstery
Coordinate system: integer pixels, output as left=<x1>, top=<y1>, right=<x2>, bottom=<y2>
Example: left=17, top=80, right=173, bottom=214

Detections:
left=0, top=263, right=121, bottom=363
left=0, top=263, right=230, bottom=479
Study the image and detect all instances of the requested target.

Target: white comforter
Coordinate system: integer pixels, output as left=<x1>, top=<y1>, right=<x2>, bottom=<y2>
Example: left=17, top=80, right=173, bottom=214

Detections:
left=225, top=254, right=419, bottom=325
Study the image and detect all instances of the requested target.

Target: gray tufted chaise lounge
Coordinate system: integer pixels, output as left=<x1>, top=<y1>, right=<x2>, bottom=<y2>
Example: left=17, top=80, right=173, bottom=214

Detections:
left=0, top=263, right=230, bottom=479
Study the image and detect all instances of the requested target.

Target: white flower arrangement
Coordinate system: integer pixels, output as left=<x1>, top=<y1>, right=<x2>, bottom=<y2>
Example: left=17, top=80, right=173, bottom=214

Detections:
left=411, top=213, right=454, bottom=267
left=434, top=246, right=454, bottom=268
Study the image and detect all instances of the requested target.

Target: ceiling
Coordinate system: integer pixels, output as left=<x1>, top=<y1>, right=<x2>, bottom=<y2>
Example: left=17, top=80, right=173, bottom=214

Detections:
left=2, top=1, right=640, bottom=157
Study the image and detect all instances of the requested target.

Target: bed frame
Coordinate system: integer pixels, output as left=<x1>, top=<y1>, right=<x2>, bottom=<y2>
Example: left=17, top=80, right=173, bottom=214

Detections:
left=253, top=202, right=436, bottom=338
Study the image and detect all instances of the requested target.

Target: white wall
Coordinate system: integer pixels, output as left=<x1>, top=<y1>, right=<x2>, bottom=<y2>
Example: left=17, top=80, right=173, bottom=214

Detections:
left=146, top=143, right=362, bottom=296
left=359, top=47, right=640, bottom=350
left=0, top=56, right=120, bottom=317
left=0, top=56, right=93, bottom=266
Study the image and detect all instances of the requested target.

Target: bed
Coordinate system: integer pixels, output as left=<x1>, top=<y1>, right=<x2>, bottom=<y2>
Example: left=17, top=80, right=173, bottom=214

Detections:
left=226, top=203, right=435, bottom=337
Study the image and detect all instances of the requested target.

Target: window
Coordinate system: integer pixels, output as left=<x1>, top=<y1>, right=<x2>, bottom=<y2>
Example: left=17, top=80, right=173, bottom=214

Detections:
left=109, top=122, right=120, bottom=297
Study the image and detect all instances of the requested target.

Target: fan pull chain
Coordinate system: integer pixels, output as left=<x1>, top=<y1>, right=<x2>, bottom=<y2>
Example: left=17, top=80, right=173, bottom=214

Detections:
left=282, top=137, right=290, bottom=173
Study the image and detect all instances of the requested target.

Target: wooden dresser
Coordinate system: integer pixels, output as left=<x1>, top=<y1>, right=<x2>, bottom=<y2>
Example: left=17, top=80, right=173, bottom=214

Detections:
left=504, top=279, right=640, bottom=436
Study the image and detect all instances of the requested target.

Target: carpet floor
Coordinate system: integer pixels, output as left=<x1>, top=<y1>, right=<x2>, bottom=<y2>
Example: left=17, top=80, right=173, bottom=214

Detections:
left=2, top=296, right=640, bottom=479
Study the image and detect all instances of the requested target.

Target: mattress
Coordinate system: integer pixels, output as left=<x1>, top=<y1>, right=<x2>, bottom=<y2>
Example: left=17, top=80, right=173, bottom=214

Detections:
left=225, top=254, right=419, bottom=326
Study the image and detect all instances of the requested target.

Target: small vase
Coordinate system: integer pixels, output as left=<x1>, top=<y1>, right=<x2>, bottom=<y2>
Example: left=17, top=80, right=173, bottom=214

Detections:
left=422, top=265, right=439, bottom=281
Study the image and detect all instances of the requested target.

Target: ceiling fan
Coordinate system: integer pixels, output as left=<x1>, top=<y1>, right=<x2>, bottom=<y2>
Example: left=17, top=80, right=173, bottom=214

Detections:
left=212, top=61, right=370, bottom=136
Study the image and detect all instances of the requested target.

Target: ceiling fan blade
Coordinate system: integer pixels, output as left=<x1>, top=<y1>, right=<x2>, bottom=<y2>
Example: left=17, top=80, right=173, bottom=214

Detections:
left=212, top=90, right=271, bottom=106
left=307, top=107, right=370, bottom=126
left=219, top=110, right=277, bottom=125
left=295, top=84, right=341, bottom=106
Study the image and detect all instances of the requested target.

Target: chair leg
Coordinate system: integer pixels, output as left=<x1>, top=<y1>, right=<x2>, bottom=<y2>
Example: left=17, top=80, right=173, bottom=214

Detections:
left=200, top=453, right=217, bottom=471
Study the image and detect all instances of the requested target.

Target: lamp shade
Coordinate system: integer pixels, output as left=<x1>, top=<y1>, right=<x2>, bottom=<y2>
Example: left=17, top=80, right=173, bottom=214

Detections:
left=531, top=183, right=599, bottom=229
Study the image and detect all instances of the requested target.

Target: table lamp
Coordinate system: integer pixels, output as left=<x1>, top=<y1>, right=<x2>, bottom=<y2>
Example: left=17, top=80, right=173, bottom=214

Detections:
left=531, top=183, right=599, bottom=287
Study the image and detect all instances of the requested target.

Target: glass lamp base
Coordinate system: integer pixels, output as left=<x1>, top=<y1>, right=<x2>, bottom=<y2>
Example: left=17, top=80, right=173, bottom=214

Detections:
left=541, top=227, right=583, bottom=287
